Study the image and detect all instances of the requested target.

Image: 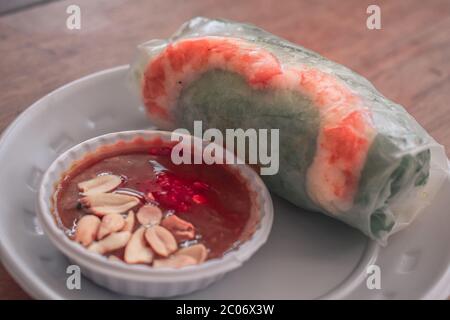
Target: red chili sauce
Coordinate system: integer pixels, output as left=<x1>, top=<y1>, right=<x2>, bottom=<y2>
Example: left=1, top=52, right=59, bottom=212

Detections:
left=54, top=137, right=255, bottom=260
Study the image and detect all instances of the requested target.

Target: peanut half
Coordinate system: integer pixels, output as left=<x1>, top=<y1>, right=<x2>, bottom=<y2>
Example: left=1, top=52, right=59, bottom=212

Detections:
left=161, top=215, right=195, bottom=242
left=144, top=225, right=177, bottom=257
left=124, top=227, right=154, bottom=264
left=74, top=215, right=101, bottom=247
left=77, top=175, right=122, bottom=195
left=175, top=244, right=208, bottom=264
left=80, top=193, right=139, bottom=216
left=136, top=205, right=162, bottom=226
left=97, top=213, right=125, bottom=240
left=88, top=231, right=131, bottom=254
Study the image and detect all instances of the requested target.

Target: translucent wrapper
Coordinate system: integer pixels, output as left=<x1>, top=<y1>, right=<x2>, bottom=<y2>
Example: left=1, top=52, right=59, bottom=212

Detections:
left=128, top=17, right=449, bottom=244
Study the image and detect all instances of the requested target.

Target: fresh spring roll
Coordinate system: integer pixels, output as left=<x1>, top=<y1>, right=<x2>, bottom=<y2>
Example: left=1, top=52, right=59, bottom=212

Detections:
left=129, top=17, right=448, bottom=243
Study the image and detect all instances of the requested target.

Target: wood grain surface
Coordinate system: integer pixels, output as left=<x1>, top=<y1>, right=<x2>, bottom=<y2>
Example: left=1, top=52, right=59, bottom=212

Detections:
left=0, top=0, right=449, bottom=299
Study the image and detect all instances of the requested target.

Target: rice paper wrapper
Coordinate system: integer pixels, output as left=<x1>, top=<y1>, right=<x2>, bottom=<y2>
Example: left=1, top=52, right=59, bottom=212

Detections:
left=128, top=17, right=449, bottom=245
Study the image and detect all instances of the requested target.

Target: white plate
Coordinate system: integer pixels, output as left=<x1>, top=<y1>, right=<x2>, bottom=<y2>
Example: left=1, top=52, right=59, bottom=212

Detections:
left=0, top=66, right=449, bottom=300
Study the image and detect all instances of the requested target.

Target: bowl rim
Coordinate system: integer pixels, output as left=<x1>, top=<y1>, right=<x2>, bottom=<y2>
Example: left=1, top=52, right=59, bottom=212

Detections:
left=37, top=129, right=274, bottom=282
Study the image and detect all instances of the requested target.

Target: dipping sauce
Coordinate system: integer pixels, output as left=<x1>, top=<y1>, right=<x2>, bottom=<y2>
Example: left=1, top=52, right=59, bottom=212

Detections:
left=53, top=137, right=257, bottom=267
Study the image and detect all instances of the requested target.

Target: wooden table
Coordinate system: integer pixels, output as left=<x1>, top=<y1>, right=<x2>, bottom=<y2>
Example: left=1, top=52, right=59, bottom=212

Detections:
left=0, top=0, right=449, bottom=300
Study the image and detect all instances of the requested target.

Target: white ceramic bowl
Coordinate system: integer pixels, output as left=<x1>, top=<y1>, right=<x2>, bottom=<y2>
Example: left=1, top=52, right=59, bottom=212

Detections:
left=37, top=130, right=273, bottom=298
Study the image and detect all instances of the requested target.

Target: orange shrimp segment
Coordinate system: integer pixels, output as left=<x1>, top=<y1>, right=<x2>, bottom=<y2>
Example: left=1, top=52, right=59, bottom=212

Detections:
left=166, top=39, right=212, bottom=72
left=297, top=66, right=374, bottom=211
left=142, top=55, right=166, bottom=101
left=321, top=125, right=369, bottom=200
